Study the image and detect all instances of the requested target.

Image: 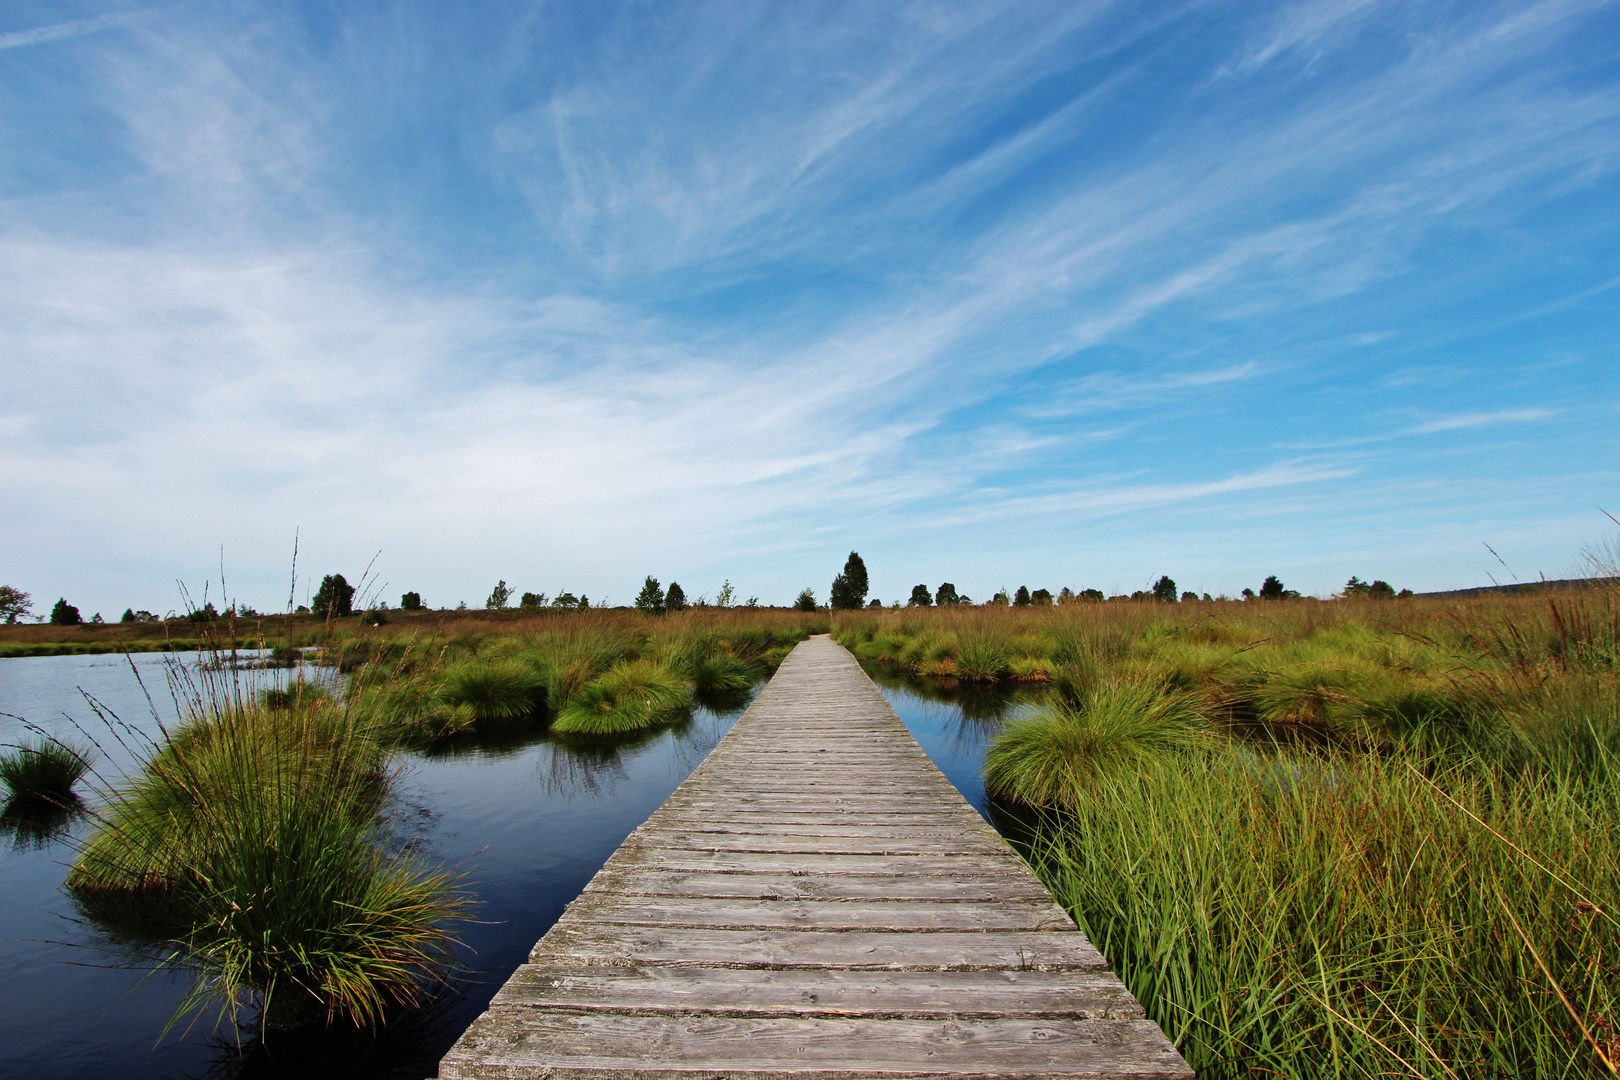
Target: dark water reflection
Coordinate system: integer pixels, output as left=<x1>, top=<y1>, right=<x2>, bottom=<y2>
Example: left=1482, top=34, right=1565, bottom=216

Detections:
left=0, top=653, right=1038, bottom=1079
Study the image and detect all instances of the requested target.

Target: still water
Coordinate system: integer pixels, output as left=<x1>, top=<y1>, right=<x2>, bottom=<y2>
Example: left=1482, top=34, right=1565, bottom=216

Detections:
left=0, top=652, right=1034, bottom=1079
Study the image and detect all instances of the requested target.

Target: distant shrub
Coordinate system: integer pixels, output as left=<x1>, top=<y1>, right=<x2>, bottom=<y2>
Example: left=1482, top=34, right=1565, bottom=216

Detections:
left=401, top=591, right=424, bottom=611
left=908, top=585, right=933, bottom=607
left=794, top=588, right=818, bottom=612
left=665, top=582, right=687, bottom=612
left=50, top=598, right=82, bottom=626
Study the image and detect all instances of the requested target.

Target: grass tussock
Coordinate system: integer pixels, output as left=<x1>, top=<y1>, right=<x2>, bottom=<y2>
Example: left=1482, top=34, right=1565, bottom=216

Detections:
left=550, top=659, right=690, bottom=736
left=984, top=681, right=1208, bottom=809
left=1, top=734, right=94, bottom=805
left=67, top=688, right=468, bottom=1031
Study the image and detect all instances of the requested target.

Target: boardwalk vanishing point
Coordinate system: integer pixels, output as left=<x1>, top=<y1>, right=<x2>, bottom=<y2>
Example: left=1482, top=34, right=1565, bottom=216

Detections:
left=440, top=635, right=1190, bottom=1079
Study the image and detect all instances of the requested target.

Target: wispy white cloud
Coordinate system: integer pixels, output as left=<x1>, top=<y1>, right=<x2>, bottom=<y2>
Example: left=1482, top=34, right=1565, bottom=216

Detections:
left=0, top=11, right=147, bottom=51
left=1410, top=408, right=1555, bottom=434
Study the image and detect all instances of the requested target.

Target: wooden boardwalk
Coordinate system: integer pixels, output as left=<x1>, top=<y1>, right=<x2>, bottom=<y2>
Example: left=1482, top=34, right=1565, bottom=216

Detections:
left=440, top=635, right=1189, bottom=1080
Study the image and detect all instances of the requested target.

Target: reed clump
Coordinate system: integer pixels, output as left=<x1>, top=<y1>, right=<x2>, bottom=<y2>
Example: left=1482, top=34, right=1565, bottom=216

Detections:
left=67, top=690, right=468, bottom=1031
left=1, top=734, right=94, bottom=806
left=551, top=659, right=690, bottom=736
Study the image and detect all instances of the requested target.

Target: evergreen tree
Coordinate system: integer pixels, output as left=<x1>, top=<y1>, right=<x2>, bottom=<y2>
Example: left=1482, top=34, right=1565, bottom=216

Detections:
left=1013, top=585, right=1031, bottom=607
left=120, top=608, right=136, bottom=623
left=666, top=581, right=687, bottom=611
left=908, top=584, right=933, bottom=607
left=794, top=587, right=818, bottom=611
left=1152, top=575, right=1178, bottom=602
left=1080, top=588, right=1104, bottom=602
left=635, top=576, right=666, bottom=614
left=519, top=591, right=546, bottom=611
left=829, top=551, right=869, bottom=610
left=50, top=598, right=82, bottom=625
left=935, top=582, right=960, bottom=606
left=990, top=589, right=1011, bottom=606
left=312, top=574, right=355, bottom=618
left=401, top=591, right=424, bottom=611
left=487, top=580, right=514, bottom=609
left=1368, top=579, right=1396, bottom=600
left=1030, top=588, right=1053, bottom=606
left=1259, top=575, right=1286, bottom=600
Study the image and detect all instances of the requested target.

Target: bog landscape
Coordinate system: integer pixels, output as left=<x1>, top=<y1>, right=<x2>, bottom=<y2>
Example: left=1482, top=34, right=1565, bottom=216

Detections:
left=2, top=554, right=1617, bottom=1078
left=3, top=2, right=1616, bottom=1078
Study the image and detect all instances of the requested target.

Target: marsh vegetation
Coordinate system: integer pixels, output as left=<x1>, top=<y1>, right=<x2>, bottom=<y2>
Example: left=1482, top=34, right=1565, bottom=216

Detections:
left=837, top=587, right=1620, bottom=1078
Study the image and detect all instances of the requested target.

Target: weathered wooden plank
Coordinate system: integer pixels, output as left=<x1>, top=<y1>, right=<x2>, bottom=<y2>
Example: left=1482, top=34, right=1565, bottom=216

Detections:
left=560, top=895, right=1073, bottom=933
left=599, top=849, right=1039, bottom=878
left=640, top=831, right=1010, bottom=856
left=441, top=1013, right=1192, bottom=1079
left=531, top=926, right=1110, bottom=971
left=580, top=869, right=1056, bottom=902
left=642, top=819, right=997, bottom=840
left=491, top=965, right=1146, bottom=1020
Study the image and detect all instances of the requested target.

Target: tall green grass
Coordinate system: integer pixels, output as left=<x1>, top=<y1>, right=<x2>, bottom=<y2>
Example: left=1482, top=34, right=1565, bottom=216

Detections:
left=551, top=659, right=690, bottom=736
left=1, top=733, right=93, bottom=805
left=1017, top=730, right=1620, bottom=1078
left=920, top=582, right=1620, bottom=1077
left=68, top=688, right=468, bottom=1031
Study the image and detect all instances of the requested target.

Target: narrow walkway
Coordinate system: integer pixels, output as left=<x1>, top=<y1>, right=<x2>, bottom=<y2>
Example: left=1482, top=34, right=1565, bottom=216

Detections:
left=440, top=635, right=1189, bottom=1079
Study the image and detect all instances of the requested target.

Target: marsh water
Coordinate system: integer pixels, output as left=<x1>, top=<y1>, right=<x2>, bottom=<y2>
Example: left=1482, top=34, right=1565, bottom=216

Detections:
left=0, top=652, right=1041, bottom=1079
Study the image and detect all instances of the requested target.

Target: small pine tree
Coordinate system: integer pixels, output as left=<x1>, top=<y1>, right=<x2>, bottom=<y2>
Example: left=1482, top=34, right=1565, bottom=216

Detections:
left=794, top=587, right=818, bottom=611
left=1181, top=591, right=1198, bottom=603
left=936, top=582, right=960, bottom=606
left=1080, top=588, right=1104, bottom=602
left=907, top=584, right=933, bottom=607
left=401, top=591, right=424, bottom=611
left=1030, top=588, right=1053, bottom=606
left=120, top=608, right=136, bottom=623
left=830, top=552, right=869, bottom=610
left=635, top=577, right=666, bottom=614
left=50, top=598, right=82, bottom=625
left=1152, top=575, right=1178, bottom=602
left=1369, top=580, right=1396, bottom=600
left=990, top=589, right=1011, bottom=606
left=666, top=582, right=687, bottom=611
left=519, top=591, right=546, bottom=611
left=1259, top=575, right=1286, bottom=600
left=487, top=580, right=514, bottom=609
left=1013, top=585, right=1031, bottom=607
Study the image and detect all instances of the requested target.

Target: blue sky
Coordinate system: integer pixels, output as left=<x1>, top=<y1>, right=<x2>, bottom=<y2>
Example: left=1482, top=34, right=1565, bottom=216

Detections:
left=2, top=0, right=1617, bottom=615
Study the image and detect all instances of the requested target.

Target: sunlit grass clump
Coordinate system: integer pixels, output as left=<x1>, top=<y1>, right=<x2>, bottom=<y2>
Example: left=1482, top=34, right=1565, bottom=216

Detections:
left=984, top=681, right=1207, bottom=809
left=67, top=696, right=468, bottom=1030
left=551, top=659, right=690, bottom=736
